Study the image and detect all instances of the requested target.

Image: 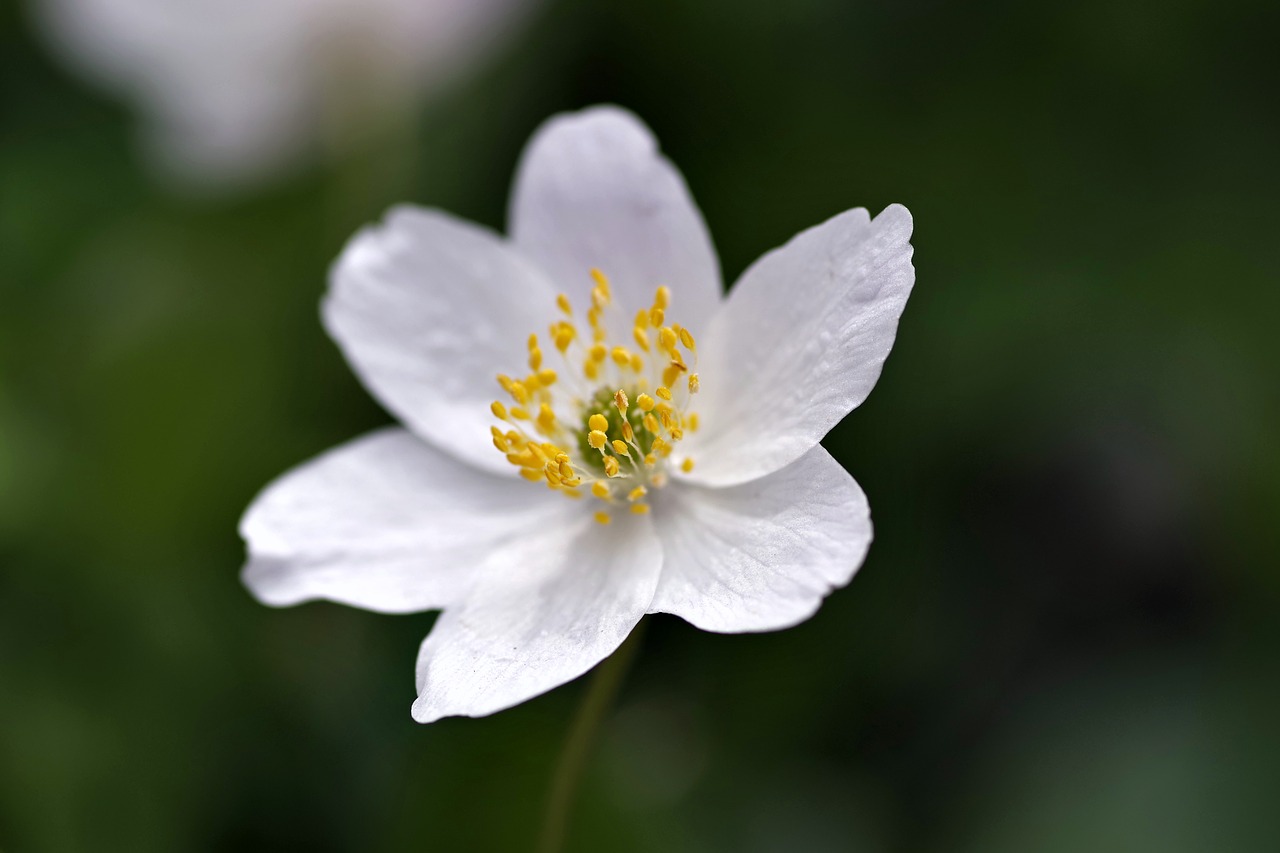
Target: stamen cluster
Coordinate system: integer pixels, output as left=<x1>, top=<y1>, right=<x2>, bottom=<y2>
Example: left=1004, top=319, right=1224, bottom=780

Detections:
left=489, top=270, right=701, bottom=523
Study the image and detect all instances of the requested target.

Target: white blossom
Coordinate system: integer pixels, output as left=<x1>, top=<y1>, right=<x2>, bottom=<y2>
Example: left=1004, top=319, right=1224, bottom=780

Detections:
left=32, top=0, right=537, bottom=188
left=241, top=106, right=915, bottom=722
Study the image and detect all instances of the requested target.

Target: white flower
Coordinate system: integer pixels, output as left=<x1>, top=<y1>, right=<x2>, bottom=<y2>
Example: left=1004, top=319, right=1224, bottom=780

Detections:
left=240, top=106, right=915, bottom=723
left=31, top=0, right=536, bottom=188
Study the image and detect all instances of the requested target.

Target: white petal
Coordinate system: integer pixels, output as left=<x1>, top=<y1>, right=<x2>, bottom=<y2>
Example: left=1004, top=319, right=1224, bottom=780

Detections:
left=685, top=204, right=914, bottom=486
left=412, top=510, right=662, bottom=722
left=509, top=105, right=722, bottom=329
left=241, top=427, right=566, bottom=613
left=324, top=205, right=560, bottom=475
left=648, top=445, right=871, bottom=633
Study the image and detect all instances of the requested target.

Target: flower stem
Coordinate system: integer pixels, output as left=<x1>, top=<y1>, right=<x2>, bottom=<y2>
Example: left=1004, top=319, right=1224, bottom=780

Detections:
left=536, top=623, right=646, bottom=853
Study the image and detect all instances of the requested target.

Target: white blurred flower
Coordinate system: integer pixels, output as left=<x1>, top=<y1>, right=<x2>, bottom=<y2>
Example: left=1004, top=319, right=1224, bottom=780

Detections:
left=240, top=106, right=915, bottom=723
left=32, top=0, right=536, bottom=189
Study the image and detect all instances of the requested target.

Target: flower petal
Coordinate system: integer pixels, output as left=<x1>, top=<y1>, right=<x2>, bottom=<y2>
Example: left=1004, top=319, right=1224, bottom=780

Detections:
left=323, top=205, right=560, bottom=476
left=648, top=445, right=871, bottom=633
left=241, top=427, right=566, bottom=614
left=685, top=204, right=914, bottom=486
left=509, top=105, right=722, bottom=328
left=412, top=510, right=662, bottom=722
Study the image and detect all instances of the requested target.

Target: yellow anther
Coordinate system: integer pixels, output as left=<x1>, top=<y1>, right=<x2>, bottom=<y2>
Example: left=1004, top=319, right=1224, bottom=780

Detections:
left=611, top=439, right=629, bottom=455
left=627, top=486, right=647, bottom=502
left=491, top=401, right=509, bottom=420
left=528, top=333, right=539, bottom=351
left=519, top=468, right=544, bottom=481
left=592, top=287, right=608, bottom=310
left=688, top=412, right=700, bottom=431
left=497, top=374, right=515, bottom=393
left=588, top=343, right=607, bottom=362
left=591, top=482, right=610, bottom=499
left=654, top=285, right=670, bottom=309
left=656, top=386, right=672, bottom=401
left=635, top=308, right=649, bottom=328
left=644, top=453, right=657, bottom=467
left=630, top=503, right=651, bottom=515
left=556, top=293, right=572, bottom=315
left=642, top=413, right=660, bottom=434
left=630, top=352, right=644, bottom=373
left=553, top=325, right=575, bottom=353
left=681, top=458, right=695, bottom=473
left=679, top=327, right=695, bottom=349
left=529, top=348, right=543, bottom=371
left=670, top=427, right=684, bottom=440
left=524, top=372, right=541, bottom=391
left=621, top=421, right=635, bottom=442
left=492, top=434, right=509, bottom=453
left=633, top=327, right=651, bottom=351
left=590, top=268, right=612, bottom=297
left=510, top=407, right=531, bottom=420
left=594, top=511, right=611, bottom=525
left=611, top=346, right=631, bottom=366
left=544, top=465, right=561, bottom=487
left=604, top=456, right=621, bottom=477
left=662, top=364, right=683, bottom=388
left=584, top=359, right=600, bottom=381
left=636, top=393, right=656, bottom=412
left=589, top=413, right=609, bottom=432
left=588, top=430, right=608, bottom=450
left=537, top=403, right=557, bottom=430
left=688, top=373, right=700, bottom=394
left=652, top=436, right=669, bottom=454
left=537, top=368, right=558, bottom=386
left=508, top=381, right=530, bottom=405
left=559, top=461, right=575, bottom=480
left=658, top=326, right=678, bottom=350
left=649, top=307, right=665, bottom=327
left=614, top=389, right=629, bottom=413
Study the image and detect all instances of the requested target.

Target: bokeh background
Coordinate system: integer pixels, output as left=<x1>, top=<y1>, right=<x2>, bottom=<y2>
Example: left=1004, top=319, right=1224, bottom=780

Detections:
left=3, top=0, right=1278, bottom=850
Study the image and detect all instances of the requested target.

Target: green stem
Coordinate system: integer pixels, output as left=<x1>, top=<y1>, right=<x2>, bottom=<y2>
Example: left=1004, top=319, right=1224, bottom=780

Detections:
left=536, top=623, right=646, bottom=853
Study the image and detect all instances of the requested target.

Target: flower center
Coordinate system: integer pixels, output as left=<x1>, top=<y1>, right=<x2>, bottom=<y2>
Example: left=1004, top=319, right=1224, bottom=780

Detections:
left=489, top=269, right=701, bottom=523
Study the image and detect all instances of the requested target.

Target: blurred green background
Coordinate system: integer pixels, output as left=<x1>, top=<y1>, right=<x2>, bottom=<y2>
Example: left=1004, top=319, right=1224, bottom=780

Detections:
left=3, top=0, right=1278, bottom=850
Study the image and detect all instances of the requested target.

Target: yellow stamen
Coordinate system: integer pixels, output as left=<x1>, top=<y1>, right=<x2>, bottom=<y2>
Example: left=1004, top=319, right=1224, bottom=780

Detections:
left=594, top=511, right=611, bottom=525
left=630, top=503, right=651, bottom=515
left=681, top=458, right=695, bottom=473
